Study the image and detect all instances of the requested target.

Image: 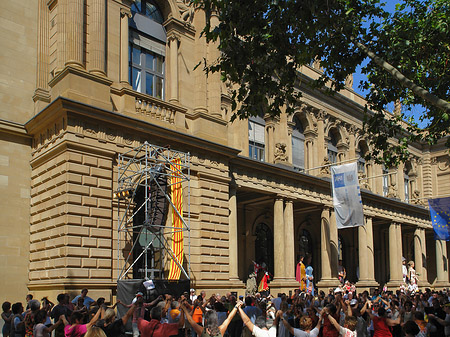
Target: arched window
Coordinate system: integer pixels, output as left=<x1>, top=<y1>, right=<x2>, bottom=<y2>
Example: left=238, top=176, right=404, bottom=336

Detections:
left=254, top=223, right=273, bottom=274
left=131, top=0, right=164, bottom=23
left=129, top=0, right=166, bottom=99
left=327, top=130, right=338, bottom=164
left=292, top=116, right=305, bottom=172
left=248, top=116, right=265, bottom=161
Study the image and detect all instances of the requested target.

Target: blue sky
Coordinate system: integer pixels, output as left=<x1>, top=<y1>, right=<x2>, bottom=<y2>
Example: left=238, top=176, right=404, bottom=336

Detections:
left=351, top=1, right=429, bottom=128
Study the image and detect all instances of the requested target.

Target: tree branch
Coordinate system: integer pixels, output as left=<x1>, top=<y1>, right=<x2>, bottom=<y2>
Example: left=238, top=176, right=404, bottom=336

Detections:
left=355, top=40, right=450, bottom=112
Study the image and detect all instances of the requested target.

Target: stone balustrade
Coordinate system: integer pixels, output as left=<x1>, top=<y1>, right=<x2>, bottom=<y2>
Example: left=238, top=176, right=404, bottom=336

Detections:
left=111, top=87, right=187, bottom=128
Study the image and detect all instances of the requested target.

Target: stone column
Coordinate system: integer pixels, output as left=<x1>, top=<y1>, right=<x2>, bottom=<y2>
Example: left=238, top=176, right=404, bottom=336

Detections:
left=88, top=0, right=106, bottom=75
left=273, top=197, right=285, bottom=279
left=168, top=33, right=180, bottom=103
left=34, top=0, right=51, bottom=104
left=388, top=222, right=403, bottom=287
left=414, top=227, right=429, bottom=287
left=357, top=224, right=369, bottom=281
left=316, top=110, right=326, bottom=170
left=366, top=217, right=376, bottom=282
left=435, top=240, right=448, bottom=287
left=287, top=121, right=294, bottom=167
left=57, top=0, right=68, bottom=72
left=284, top=200, right=295, bottom=279
left=316, top=206, right=339, bottom=290
left=329, top=209, right=339, bottom=278
left=120, top=8, right=131, bottom=85
left=355, top=216, right=379, bottom=290
left=207, top=13, right=221, bottom=117
left=265, top=120, right=275, bottom=163
left=228, top=185, right=238, bottom=280
left=320, top=207, right=331, bottom=280
left=194, top=10, right=208, bottom=113
left=65, top=0, right=84, bottom=67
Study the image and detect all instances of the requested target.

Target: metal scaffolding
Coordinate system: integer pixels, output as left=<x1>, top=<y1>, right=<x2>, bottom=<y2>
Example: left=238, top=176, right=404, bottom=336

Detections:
left=116, top=142, right=190, bottom=281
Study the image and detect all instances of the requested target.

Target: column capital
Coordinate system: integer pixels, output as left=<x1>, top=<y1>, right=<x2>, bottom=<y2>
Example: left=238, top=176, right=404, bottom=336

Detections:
left=120, top=8, right=132, bottom=18
left=168, top=31, right=181, bottom=44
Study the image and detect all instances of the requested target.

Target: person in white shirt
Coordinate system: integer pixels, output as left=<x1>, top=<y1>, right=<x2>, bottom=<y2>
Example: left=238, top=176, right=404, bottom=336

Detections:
left=279, top=309, right=324, bottom=337
left=237, top=300, right=281, bottom=337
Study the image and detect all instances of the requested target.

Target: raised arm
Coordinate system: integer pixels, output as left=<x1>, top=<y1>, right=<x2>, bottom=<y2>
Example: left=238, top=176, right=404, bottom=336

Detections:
left=326, top=311, right=342, bottom=332
left=279, top=311, right=295, bottom=335
left=218, top=301, right=240, bottom=335
left=238, top=302, right=255, bottom=333
left=86, top=307, right=102, bottom=329
left=121, top=304, right=136, bottom=325
left=359, top=300, right=369, bottom=315
left=180, top=302, right=203, bottom=336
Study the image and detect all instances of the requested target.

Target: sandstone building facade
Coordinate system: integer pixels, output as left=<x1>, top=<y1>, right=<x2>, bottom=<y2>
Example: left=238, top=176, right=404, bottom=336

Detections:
left=1, top=0, right=450, bottom=302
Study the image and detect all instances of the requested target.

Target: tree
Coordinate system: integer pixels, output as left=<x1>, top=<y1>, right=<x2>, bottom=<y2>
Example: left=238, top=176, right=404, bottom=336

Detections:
left=193, top=0, right=450, bottom=165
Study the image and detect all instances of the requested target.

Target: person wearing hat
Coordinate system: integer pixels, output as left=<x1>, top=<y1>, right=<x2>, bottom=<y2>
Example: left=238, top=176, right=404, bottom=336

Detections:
left=190, top=289, right=197, bottom=303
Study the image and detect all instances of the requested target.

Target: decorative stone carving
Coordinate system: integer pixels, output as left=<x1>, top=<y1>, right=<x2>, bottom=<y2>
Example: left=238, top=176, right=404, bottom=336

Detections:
left=411, top=190, right=425, bottom=206
left=358, top=172, right=371, bottom=191
left=274, top=143, right=288, bottom=162
left=320, top=156, right=331, bottom=175
left=177, top=0, right=194, bottom=23
left=387, top=184, right=398, bottom=199
left=437, top=156, right=450, bottom=171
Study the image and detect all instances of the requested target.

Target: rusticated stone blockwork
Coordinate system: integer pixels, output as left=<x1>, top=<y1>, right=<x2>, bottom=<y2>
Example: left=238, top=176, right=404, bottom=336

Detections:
left=30, top=149, right=113, bottom=282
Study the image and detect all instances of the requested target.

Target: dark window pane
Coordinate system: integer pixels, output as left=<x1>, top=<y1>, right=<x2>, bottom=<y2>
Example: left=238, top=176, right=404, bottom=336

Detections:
left=145, top=52, right=154, bottom=70
left=132, top=47, right=141, bottom=65
left=146, top=73, right=154, bottom=96
left=155, top=77, right=163, bottom=99
left=156, top=55, right=164, bottom=74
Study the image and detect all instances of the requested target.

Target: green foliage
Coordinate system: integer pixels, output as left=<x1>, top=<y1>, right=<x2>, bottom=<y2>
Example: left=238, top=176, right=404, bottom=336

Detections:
left=193, top=0, right=450, bottom=165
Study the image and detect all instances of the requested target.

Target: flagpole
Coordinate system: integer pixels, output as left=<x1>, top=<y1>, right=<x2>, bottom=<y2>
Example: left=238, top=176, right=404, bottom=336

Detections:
left=305, top=157, right=359, bottom=173
left=358, top=171, right=397, bottom=181
left=408, top=193, right=450, bottom=202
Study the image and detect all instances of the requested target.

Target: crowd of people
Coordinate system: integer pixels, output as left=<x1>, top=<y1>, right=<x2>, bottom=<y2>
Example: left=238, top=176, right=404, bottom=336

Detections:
left=2, top=285, right=450, bottom=337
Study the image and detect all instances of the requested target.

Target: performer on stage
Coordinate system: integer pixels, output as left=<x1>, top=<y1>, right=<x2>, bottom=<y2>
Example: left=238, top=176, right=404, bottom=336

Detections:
left=295, top=255, right=306, bottom=291
left=305, top=254, right=314, bottom=295
left=408, top=261, right=418, bottom=292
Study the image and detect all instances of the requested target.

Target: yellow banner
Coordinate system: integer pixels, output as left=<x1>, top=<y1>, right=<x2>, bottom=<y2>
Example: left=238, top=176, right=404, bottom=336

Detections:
left=168, top=158, right=183, bottom=280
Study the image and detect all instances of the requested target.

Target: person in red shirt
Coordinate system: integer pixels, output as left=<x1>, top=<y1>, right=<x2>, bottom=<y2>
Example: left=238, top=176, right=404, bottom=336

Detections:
left=138, top=306, right=184, bottom=337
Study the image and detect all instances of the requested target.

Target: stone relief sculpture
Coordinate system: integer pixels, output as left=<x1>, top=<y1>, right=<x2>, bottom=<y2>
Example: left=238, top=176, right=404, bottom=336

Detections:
left=177, top=0, right=195, bottom=23
left=320, top=156, right=331, bottom=175
left=274, top=143, right=288, bottom=162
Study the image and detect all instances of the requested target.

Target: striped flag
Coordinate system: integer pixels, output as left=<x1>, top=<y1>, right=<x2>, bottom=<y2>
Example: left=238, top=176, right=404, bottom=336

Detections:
left=168, top=158, right=184, bottom=280
left=428, top=197, right=450, bottom=241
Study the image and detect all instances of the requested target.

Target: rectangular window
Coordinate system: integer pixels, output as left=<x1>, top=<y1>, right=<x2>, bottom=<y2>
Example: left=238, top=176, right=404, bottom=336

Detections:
left=248, top=120, right=265, bottom=161
left=129, top=43, right=164, bottom=99
left=292, top=136, right=305, bottom=172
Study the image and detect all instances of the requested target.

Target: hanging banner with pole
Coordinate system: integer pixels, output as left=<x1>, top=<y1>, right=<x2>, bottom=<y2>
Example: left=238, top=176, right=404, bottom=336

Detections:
left=331, top=162, right=364, bottom=229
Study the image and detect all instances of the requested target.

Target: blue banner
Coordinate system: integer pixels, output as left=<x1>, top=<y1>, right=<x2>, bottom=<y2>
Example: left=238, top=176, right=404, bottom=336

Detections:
left=428, top=197, right=450, bottom=241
